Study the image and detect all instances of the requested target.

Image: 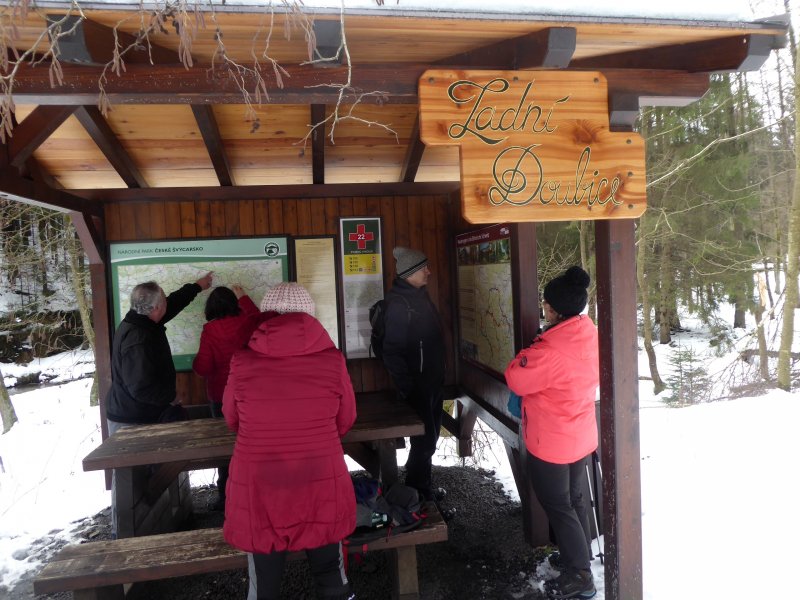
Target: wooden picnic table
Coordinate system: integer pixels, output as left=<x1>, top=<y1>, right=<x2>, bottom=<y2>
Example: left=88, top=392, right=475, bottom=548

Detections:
left=84, top=391, right=424, bottom=538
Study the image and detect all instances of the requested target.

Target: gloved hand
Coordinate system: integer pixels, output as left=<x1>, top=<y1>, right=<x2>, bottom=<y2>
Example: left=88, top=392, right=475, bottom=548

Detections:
left=507, top=391, right=522, bottom=418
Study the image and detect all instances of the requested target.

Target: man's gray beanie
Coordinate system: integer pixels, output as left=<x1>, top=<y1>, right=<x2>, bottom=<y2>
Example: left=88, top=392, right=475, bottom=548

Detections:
left=394, top=247, right=428, bottom=279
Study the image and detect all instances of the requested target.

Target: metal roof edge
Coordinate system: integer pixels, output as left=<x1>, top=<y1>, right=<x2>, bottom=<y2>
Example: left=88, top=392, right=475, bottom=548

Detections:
left=30, top=2, right=789, bottom=32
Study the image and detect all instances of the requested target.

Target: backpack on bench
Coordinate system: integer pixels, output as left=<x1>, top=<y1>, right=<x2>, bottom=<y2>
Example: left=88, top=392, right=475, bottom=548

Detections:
left=348, top=477, right=424, bottom=545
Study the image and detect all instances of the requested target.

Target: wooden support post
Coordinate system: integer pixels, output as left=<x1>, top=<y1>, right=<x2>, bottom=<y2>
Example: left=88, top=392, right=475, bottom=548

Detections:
left=594, top=219, right=643, bottom=600
left=73, top=585, right=125, bottom=600
left=392, top=546, right=420, bottom=600
left=505, top=428, right=549, bottom=547
left=376, top=439, right=399, bottom=486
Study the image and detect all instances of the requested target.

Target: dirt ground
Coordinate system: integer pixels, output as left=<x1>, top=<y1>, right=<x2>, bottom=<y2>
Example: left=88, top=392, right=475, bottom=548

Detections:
left=11, top=465, right=554, bottom=600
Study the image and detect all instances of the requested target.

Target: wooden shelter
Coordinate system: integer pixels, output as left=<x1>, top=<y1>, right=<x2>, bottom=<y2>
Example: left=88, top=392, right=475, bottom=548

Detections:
left=0, top=3, right=787, bottom=599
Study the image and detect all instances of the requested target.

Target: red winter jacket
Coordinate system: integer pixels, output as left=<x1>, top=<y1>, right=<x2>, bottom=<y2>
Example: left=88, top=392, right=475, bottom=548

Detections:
left=222, top=312, right=357, bottom=554
left=192, top=296, right=261, bottom=404
left=504, top=315, right=599, bottom=465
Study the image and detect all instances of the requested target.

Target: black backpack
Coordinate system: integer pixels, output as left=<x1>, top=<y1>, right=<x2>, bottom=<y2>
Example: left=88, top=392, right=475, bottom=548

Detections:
left=368, top=295, right=411, bottom=360
left=349, top=477, right=424, bottom=545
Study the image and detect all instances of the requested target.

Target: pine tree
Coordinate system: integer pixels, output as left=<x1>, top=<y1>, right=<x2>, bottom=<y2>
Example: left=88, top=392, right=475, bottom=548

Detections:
left=665, top=345, right=712, bottom=406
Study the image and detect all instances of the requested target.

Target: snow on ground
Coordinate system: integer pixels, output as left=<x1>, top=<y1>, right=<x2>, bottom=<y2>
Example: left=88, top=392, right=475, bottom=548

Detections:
left=0, top=309, right=798, bottom=598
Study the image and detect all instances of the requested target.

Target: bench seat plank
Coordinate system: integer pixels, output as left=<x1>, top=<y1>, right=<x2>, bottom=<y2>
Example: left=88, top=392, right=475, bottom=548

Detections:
left=34, top=502, right=447, bottom=596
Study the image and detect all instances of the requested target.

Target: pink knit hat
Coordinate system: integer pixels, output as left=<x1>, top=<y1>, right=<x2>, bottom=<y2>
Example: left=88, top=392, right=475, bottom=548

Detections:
left=260, top=282, right=316, bottom=316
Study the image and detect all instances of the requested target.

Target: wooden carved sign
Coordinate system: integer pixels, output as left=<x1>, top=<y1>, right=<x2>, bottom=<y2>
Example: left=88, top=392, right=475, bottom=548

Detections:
left=418, top=70, right=647, bottom=223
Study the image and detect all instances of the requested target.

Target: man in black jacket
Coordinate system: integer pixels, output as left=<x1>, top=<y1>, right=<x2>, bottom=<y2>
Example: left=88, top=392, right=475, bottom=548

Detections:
left=382, top=247, right=446, bottom=503
left=106, top=273, right=213, bottom=426
left=106, top=273, right=212, bottom=536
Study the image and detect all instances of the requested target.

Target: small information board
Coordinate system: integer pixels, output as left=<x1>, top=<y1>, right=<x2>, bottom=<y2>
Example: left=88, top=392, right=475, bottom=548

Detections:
left=339, top=217, right=383, bottom=358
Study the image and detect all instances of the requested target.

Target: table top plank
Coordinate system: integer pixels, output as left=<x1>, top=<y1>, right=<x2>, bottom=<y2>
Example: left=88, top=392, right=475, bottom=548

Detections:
left=85, top=393, right=423, bottom=471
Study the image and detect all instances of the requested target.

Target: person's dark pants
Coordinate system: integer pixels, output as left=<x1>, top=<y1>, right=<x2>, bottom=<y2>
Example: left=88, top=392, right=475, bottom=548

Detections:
left=526, top=451, right=593, bottom=572
left=246, top=542, right=352, bottom=600
left=209, top=401, right=229, bottom=500
left=404, top=385, right=444, bottom=500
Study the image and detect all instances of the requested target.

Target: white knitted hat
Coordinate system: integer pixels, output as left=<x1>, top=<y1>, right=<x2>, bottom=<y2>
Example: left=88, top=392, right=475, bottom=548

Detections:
left=260, top=282, right=316, bottom=316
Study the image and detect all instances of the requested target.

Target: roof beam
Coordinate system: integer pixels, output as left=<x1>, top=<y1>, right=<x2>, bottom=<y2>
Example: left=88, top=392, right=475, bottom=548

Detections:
left=401, top=116, right=424, bottom=183
left=191, top=105, right=234, bottom=187
left=69, top=210, right=106, bottom=264
left=47, top=14, right=182, bottom=66
left=69, top=182, right=460, bottom=203
left=570, top=34, right=782, bottom=73
left=9, top=63, right=710, bottom=107
left=435, top=28, right=576, bottom=69
left=9, top=106, right=77, bottom=168
left=74, top=105, right=148, bottom=188
left=310, top=104, right=326, bottom=185
left=0, top=167, right=102, bottom=216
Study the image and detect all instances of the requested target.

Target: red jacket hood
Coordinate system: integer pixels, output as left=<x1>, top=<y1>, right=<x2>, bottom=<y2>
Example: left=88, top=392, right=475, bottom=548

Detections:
left=248, top=312, right=334, bottom=357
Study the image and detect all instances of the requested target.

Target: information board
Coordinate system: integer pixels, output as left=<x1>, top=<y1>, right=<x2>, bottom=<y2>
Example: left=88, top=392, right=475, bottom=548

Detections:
left=456, top=224, right=515, bottom=376
left=294, top=237, right=340, bottom=349
left=339, top=217, right=383, bottom=359
left=110, top=237, right=289, bottom=371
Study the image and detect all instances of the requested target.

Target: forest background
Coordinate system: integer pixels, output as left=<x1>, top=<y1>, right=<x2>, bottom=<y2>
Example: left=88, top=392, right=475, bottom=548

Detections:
left=0, top=0, right=798, bottom=433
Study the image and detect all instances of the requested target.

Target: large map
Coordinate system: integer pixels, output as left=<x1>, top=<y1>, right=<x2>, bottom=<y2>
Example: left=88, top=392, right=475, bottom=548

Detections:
left=456, top=225, right=515, bottom=376
left=110, top=238, right=289, bottom=371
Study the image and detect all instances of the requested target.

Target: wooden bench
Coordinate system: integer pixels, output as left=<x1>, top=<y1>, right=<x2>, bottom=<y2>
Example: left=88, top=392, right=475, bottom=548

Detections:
left=33, top=502, right=448, bottom=600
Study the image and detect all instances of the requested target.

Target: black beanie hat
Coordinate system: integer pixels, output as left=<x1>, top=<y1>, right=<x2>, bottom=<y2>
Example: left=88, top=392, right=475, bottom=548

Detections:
left=543, top=266, right=590, bottom=317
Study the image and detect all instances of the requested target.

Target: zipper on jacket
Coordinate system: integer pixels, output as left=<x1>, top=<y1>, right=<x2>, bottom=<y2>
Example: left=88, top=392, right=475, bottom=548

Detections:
left=419, top=339, right=424, bottom=372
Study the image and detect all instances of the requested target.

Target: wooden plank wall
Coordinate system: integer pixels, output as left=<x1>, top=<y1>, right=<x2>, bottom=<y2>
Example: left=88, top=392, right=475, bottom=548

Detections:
left=103, top=193, right=456, bottom=405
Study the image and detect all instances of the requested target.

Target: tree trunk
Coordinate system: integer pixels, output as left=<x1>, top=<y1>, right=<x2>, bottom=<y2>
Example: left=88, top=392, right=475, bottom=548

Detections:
left=637, top=228, right=666, bottom=394
left=579, top=220, right=596, bottom=321
left=777, top=43, right=800, bottom=391
left=65, top=216, right=99, bottom=406
left=658, top=238, right=673, bottom=344
left=0, top=366, right=17, bottom=433
left=755, top=273, right=770, bottom=382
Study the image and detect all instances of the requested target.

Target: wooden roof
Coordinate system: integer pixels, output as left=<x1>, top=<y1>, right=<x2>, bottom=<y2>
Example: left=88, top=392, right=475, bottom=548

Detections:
left=0, top=6, right=787, bottom=202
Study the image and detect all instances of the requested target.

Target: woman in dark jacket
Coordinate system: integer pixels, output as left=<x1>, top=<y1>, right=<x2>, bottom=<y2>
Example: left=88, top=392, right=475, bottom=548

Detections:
left=505, top=266, right=599, bottom=600
left=192, top=285, right=262, bottom=511
left=223, top=282, right=356, bottom=600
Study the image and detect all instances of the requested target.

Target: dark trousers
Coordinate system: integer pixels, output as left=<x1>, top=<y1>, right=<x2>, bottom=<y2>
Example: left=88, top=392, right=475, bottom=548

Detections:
left=527, top=451, right=593, bottom=572
left=209, top=401, right=229, bottom=499
left=404, top=384, right=444, bottom=500
left=247, top=542, right=352, bottom=600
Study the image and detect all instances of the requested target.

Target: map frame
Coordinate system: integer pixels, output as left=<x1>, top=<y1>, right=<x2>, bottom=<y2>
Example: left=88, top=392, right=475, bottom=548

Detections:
left=455, top=223, right=517, bottom=379
left=109, top=236, right=289, bottom=371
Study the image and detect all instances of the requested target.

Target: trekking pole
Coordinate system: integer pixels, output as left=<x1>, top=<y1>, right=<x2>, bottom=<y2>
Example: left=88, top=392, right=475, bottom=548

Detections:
left=590, top=451, right=605, bottom=564
left=585, top=461, right=604, bottom=565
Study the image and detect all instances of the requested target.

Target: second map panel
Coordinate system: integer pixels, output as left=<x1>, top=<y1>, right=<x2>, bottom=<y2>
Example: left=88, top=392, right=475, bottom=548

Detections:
left=456, top=224, right=514, bottom=377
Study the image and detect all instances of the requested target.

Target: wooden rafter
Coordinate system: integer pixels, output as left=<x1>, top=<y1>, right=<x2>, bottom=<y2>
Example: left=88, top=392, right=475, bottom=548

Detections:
left=9, top=63, right=710, bottom=107
left=48, top=14, right=182, bottom=65
left=191, top=105, right=234, bottom=187
left=9, top=106, right=77, bottom=168
left=570, top=33, right=782, bottom=73
left=69, top=210, right=106, bottom=264
left=401, top=116, right=424, bottom=183
left=74, top=105, right=148, bottom=188
left=310, top=104, right=326, bottom=185
left=435, top=28, right=576, bottom=69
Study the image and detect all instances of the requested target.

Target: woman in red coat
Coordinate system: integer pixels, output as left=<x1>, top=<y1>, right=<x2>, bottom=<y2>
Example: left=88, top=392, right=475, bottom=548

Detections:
left=192, top=285, right=261, bottom=511
left=504, top=266, right=599, bottom=600
left=223, top=282, right=357, bottom=600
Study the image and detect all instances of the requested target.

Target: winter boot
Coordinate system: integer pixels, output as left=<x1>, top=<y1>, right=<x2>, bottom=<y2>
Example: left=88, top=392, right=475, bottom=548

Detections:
left=546, top=568, right=596, bottom=599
